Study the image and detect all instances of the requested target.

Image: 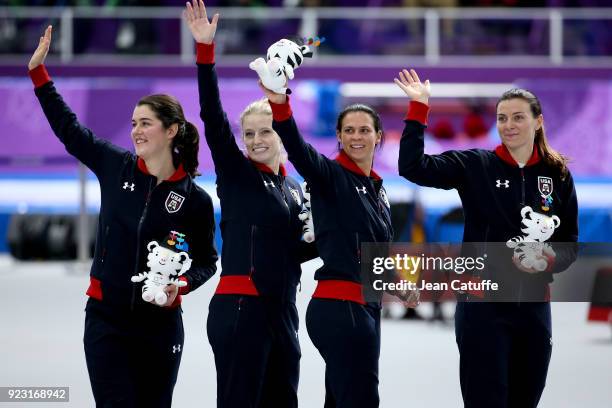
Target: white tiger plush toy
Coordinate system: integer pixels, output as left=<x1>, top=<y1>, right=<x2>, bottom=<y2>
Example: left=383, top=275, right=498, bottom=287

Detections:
left=249, top=39, right=313, bottom=95
left=506, top=206, right=560, bottom=271
left=298, top=181, right=315, bottom=243
left=131, top=240, right=191, bottom=305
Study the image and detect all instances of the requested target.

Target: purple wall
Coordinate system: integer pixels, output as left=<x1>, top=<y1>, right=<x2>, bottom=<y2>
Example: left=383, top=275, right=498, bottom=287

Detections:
left=2, top=74, right=612, bottom=177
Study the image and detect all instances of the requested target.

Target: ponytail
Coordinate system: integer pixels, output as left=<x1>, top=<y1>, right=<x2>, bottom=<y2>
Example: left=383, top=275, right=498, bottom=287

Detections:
left=172, top=121, right=200, bottom=178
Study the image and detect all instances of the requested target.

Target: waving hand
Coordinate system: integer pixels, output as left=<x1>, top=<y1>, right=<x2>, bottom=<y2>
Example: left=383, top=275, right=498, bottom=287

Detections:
left=183, top=0, right=219, bottom=44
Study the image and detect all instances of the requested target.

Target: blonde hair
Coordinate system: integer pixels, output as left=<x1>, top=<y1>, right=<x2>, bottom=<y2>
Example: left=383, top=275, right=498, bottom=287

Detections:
left=240, top=98, right=287, bottom=164
left=240, top=98, right=273, bottom=129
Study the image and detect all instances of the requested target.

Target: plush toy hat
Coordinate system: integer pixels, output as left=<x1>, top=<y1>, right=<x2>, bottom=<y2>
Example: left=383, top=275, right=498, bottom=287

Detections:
left=249, top=39, right=313, bottom=95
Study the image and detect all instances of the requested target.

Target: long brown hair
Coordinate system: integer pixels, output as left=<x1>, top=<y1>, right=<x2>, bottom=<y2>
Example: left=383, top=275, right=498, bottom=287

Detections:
left=496, top=88, right=569, bottom=180
left=137, top=94, right=200, bottom=177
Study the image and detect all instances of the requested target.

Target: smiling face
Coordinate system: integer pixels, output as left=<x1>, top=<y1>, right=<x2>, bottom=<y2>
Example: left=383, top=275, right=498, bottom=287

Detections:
left=337, top=111, right=382, bottom=167
left=242, top=113, right=283, bottom=168
left=496, top=98, right=542, bottom=152
left=131, top=104, right=176, bottom=160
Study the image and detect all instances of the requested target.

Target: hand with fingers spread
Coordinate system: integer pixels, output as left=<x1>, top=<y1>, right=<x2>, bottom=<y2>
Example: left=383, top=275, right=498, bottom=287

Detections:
left=394, top=68, right=431, bottom=105
left=183, top=0, right=219, bottom=44
left=29, top=25, right=52, bottom=70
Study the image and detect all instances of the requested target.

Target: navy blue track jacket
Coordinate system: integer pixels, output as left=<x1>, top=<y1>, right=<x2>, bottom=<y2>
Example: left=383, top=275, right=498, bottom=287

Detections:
left=269, top=100, right=394, bottom=290
left=31, top=65, right=218, bottom=308
left=398, top=101, right=578, bottom=295
left=196, top=43, right=314, bottom=303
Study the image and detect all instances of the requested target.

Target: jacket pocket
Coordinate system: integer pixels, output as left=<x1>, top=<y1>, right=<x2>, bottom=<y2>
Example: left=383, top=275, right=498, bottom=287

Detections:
left=233, top=296, right=244, bottom=334
left=99, top=225, right=110, bottom=265
left=347, top=301, right=357, bottom=328
left=249, top=225, right=257, bottom=279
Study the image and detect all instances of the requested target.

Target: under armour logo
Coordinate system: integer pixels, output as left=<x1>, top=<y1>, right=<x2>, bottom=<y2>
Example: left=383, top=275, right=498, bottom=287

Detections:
left=355, top=186, right=367, bottom=194
left=495, top=179, right=510, bottom=188
left=172, top=344, right=182, bottom=354
left=264, top=180, right=275, bottom=188
left=123, top=182, right=135, bottom=191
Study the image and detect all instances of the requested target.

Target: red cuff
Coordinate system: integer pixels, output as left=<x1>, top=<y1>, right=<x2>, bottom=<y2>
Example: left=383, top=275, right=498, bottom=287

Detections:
left=269, top=96, right=292, bottom=122
left=29, top=64, right=51, bottom=88
left=177, top=276, right=191, bottom=296
left=196, top=42, right=215, bottom=64
left=406, top=101, right=430, bottom=126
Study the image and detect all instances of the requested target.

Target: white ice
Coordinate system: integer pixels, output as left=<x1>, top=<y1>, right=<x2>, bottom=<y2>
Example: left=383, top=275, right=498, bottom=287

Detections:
left=0, top=256, right=610, bottom=407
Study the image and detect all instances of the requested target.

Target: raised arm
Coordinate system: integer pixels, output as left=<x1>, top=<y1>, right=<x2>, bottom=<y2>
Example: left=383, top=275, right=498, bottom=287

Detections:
left=29, top=25, right=126, bottom=176
left=396, top=69, right=471, bottom=190
left=259, top=84, right=334, bottom=183
left=184, top=0, right=244, bottom=174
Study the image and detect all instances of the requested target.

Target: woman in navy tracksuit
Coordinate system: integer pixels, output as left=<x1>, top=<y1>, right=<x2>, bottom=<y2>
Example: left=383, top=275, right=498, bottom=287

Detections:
left=258, top=71, right=418, bottom=407
left=397, top=69, right=578, bottom=407
left=184, top=2, right=316, bottom=407
left=29, top=26, right=218, bottom=407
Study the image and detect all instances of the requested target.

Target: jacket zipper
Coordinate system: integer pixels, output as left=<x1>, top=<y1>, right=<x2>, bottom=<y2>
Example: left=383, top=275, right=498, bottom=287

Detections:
left=371, top=180, right=391, bottom=241
left=518, top=169, right=526, bottom=304
left=131, top=178, right=155, bottom=311
left=520, top=169, right=526, bottom=205
left=277, top=175, right=289, bottom=210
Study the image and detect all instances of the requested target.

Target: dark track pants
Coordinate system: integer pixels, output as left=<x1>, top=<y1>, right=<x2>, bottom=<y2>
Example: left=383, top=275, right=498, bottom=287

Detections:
left=306, top=298, right=381, bottom=408
left=455, top=302, right=553, bottom=408
left=207, top=295, right=301, bottom=408
left=83, top=298, right=184, bottom=408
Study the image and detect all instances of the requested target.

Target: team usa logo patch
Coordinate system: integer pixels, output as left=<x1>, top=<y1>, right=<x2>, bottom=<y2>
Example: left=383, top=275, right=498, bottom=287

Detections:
left=289, top=188, right=301, bottom=205
left=538, top=176, right=554, bottom=211
left=165, top=191, right=185, bottom=214
left=538, top=176, right=553, bottom=197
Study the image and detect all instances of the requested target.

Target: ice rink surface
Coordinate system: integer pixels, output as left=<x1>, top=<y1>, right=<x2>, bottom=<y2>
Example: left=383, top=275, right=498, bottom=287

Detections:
left=0, top=256, right=610, bottom=407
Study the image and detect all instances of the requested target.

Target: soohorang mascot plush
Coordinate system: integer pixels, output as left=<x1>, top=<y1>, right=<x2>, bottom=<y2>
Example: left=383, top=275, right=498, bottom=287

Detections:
left=131, top=233, right=192, bottom=305
left=249, top=39, right=313, bottom=95
left=506, top=206, right=560, bottom=272
left=299, top=181, right=315, bottom=243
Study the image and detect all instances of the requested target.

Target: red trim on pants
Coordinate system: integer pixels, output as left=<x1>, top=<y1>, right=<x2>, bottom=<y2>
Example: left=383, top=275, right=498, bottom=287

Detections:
left=215, top=275, right=260, bottom=296
left=312, top=280, right=366, bottom=305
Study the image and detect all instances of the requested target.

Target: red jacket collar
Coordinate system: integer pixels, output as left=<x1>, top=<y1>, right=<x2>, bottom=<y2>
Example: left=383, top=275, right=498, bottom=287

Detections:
left=250, top=158, right=287, bottom=176
left=137, top=158, right=188, bottom=182
left=494, top=144, right=541, bottom=167
left=334, top=150, right=381, bottom=180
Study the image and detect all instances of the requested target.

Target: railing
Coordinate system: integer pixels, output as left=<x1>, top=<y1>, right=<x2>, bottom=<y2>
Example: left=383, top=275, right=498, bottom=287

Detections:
left=1, top=6, right=611, bottom=66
